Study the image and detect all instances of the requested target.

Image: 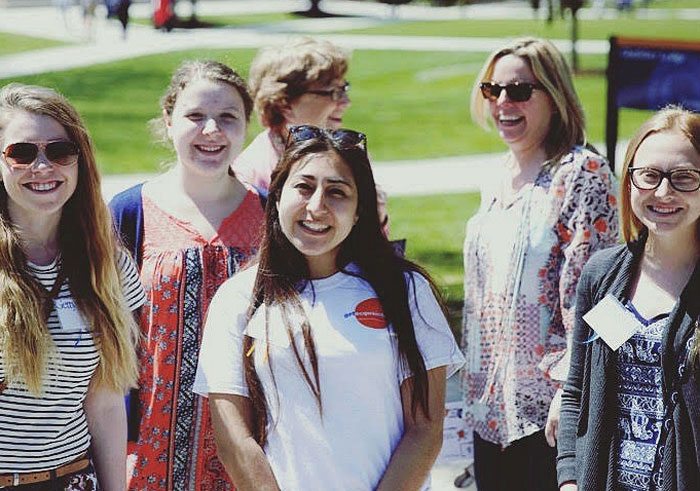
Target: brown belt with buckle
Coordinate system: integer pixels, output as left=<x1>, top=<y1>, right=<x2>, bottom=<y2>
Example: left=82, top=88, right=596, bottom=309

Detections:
left=0, top=453, right=90, bottom=487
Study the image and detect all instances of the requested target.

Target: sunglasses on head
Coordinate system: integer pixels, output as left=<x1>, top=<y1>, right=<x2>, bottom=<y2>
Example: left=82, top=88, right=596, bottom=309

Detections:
left=479, top=81, right=543, bottom=102
left=305, top=82, right=350, bottom=102
left=286, top=124, right=367, bottom=151
left=1, top=141, right=80, bottom=169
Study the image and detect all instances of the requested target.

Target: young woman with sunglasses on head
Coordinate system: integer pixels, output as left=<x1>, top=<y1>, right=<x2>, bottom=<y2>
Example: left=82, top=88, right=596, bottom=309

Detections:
left=0, top=83, right=145, bottom=490
left=193, top=125, right=464, bottom=490
left=557, top=107, right=700, bottom=491
left=460, top=37, right=619, bottom=490
left=232, top=37, right=390, bottom=237
left=109, top=60, right=265, bottom=490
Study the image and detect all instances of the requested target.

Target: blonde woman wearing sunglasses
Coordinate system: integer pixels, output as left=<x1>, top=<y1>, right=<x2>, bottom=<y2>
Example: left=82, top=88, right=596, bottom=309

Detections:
left=459, top=38, right=619, bottom=490
left=194, top=126, right=464, bottom=490
left=0, top=83, right=145, bottom=490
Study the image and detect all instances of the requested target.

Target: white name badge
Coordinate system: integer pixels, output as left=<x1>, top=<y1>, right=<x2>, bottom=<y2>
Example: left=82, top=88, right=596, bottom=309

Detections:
left=582, top=294, right=641, bottom=351
left=54, top=297, right=88, bottom=331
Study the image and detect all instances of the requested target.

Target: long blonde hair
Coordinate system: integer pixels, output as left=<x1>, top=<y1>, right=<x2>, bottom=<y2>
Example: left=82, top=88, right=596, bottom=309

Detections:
left=0, top=83, right=138, bottom=394
left=470, top=37, right=587, bottom=167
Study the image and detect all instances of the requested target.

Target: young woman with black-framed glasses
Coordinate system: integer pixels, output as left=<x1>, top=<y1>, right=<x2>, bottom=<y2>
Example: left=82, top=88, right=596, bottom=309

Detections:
left=557, top=107, right=700, bottom=491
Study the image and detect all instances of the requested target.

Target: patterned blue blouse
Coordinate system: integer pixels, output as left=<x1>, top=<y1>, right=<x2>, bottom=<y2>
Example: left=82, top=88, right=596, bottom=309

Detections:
left=614, top=302, right=668, bottom=490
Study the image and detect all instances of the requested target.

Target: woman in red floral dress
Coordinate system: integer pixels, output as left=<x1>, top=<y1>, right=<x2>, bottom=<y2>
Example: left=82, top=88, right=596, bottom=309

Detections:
left=110, top=60, right=264, bottom=491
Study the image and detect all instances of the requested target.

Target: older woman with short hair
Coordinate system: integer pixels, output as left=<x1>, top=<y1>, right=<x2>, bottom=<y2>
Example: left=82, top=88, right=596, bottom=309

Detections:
left=233, top=37, right=390, bottom=235
left=233, top=37, right=350, bottom=190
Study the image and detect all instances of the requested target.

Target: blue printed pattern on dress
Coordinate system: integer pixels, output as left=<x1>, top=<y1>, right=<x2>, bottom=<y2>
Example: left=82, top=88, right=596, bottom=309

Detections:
left=614, top=302, right=667, bottom=491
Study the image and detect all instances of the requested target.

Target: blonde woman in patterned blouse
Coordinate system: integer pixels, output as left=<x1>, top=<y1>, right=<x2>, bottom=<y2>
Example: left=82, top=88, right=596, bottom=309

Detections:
left=460, top=38, right=619, bottom=490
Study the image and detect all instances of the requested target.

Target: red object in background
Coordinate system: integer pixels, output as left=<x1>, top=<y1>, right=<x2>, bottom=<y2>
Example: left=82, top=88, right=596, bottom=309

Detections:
left=153, top=0, right=174, bottom=29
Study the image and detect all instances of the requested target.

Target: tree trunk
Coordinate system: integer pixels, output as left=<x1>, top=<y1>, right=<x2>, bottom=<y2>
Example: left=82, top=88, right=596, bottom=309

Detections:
left=310, top=0, right=322, bottom=13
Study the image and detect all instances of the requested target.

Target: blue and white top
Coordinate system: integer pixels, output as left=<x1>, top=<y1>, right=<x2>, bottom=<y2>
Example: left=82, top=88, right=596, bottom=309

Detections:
left=614, top=301, right=668, bottom=490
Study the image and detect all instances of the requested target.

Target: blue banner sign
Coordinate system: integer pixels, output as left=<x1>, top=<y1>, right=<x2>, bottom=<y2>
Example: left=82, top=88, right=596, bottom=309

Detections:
left=612, top=38, right=700, bottom=111
left=606, top=37, right=700, bottom=169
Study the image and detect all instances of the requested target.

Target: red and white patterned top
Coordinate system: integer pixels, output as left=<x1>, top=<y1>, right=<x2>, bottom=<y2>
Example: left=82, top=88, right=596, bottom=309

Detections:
left=126, top=188, right=264, bottom=491
left=460, top=146, right=619, bottom=447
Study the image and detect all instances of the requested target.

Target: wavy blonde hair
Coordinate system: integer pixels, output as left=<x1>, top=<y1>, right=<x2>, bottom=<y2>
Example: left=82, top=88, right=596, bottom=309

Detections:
left=470, top=37, right=587, bottom=168
left=0, top=83, right=138, bottom=394
left=248, top=38, right=349, bottom=130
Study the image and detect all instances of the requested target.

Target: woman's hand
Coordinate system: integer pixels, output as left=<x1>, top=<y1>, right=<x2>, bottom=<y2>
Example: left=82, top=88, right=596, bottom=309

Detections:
left=375, top=367, right=447, bottom=491
left=560, top=482, right=578, bottom=490
left=545, top=388, right=563, bottom=447
left=83, top=382, right=128, bottom=491
left=209, top=393, right=281, bottom=491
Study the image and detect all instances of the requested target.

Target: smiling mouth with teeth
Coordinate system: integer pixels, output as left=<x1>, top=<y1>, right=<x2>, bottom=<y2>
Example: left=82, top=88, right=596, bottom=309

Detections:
left=25, top=181, right=60, bottom=192
left=300, top=221, right=330, bottom=233
left=195, top=145, right=225, bottom=153
left=499, top=115, right=524, bottom=124
left=649, top=205, right=681, bottom=213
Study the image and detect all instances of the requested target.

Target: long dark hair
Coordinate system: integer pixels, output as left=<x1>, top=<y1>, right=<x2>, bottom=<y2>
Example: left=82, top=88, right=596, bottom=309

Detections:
left=243, top=136, right=444, bottom=445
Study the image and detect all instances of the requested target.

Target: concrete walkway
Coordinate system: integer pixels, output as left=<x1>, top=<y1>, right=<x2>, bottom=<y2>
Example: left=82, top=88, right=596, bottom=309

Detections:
left=0, top=1, right=616, bottom=79
left=3, top=0, right=697, bottom=80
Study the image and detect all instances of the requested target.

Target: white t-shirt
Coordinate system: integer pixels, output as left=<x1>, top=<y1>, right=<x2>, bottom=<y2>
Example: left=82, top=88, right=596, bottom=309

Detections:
left=194, top=264, right=464, bottom=491
left=0, top=249, right=145, bottom=472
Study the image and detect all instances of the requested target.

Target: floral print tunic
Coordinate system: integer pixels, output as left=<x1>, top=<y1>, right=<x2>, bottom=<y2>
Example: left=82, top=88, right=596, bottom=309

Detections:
left=461, top=146, right=619, bottom=447
left=126, top=190, right=264, bottom=491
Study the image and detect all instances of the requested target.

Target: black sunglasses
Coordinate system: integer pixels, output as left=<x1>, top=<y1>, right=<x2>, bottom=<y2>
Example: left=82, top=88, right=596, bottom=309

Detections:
left=479, top=81, right=543, bottom=102
left=306, top=82, right=350, bottom=102
left=2, top=141, right=79, bottom=169
left=628, top=166, right=700, bottom=193
left=286, top=125, right=367, bottom=151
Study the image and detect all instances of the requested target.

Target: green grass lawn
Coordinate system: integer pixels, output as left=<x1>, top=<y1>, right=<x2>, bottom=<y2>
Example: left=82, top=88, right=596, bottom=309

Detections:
left=0, top=48, right=651, bottom=173
left=130, top=12, right=299, bottom=27
left=336, top=17, right=700, bottom=40
left=647, top=0, right=700, bottom=8
left=389, top=192, right=480, bottom=333
left=0, top=33, right=67, bottom=57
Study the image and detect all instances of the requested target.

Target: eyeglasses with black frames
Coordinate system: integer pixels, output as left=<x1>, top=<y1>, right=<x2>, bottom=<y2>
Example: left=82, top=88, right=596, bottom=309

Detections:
left=628, top=166, right=700, bottom=193
left=305, top=82, right=350, bottom=102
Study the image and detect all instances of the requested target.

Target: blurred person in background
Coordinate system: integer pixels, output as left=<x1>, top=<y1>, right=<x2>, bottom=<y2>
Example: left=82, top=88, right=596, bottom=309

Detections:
left=110, top=60, right=265, bottom=491
left=460, top=37, right=619, bottom=490
left=558, top=107, right=700, bottom=491
left=0, top=83, right=144, bottom=490
left=233, top=37, right=390, bottom=237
